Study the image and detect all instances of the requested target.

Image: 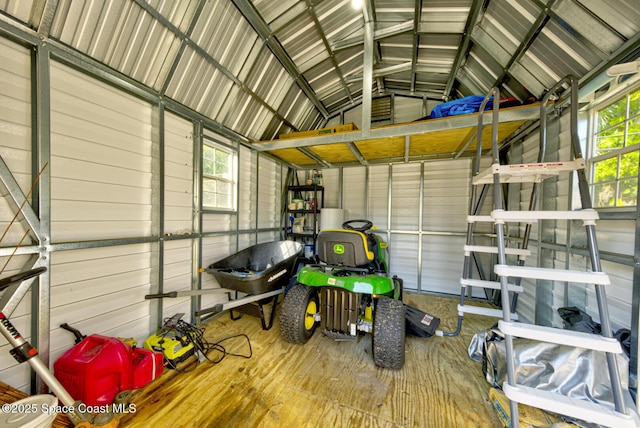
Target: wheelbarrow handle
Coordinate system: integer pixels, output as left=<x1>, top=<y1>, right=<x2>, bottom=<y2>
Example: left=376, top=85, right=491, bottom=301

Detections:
left=145, top=291, right=178, bottom=299
left=0, top=267, right=47, bottom=292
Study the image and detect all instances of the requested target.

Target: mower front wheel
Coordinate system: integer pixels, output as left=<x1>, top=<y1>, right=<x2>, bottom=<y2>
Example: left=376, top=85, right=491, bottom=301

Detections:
left=280, top=283, right=319, bottom=344
left=373, top=298, right=406, bottom=369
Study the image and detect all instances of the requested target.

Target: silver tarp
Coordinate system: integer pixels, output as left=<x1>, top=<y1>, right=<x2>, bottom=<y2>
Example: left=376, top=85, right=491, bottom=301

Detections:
left=471, top=328, right=630, bottom=410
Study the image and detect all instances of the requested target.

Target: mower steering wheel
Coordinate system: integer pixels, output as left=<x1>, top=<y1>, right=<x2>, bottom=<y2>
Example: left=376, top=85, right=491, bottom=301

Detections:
left=0, top=267, right=47, bottom=293
left=342, top=219, right=373, bottom=232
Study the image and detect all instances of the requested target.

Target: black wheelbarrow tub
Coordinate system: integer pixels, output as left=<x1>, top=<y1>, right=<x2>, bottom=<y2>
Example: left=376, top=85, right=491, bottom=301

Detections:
left=205, top=240, right=303, bottom=295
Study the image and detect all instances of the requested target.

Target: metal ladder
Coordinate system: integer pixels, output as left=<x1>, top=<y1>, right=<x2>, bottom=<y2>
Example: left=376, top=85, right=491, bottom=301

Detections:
left=487, top=76, right=637, bottom=427
left=439, top=87, right=532, bottom=337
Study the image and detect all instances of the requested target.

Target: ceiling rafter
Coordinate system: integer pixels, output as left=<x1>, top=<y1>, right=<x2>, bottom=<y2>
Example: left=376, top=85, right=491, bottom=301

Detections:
left=410, top=0, right=423, bottom=93
left=304, top=0, right=354, bottom=104
left=231, top=0, right=330, bottom=119
left=444, top=0, right=488, bottom=100
left=490, top=0, right=556, bottom=93
left=134, top=0, right=300, bottom=132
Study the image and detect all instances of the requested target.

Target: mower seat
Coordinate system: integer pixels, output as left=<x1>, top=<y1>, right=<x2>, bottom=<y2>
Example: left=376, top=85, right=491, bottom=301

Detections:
left=316, top=229, right=375, bottom=267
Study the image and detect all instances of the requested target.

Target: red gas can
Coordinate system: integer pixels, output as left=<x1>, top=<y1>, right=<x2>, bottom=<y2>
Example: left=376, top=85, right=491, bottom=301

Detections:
left=54, top=334, right=132, bottom=406
left=131, top=347, right=164, bottom=389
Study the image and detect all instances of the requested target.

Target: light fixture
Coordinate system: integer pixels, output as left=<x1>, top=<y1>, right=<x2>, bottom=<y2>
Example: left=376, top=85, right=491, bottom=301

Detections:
left=351, top=0, right=362, bottom=10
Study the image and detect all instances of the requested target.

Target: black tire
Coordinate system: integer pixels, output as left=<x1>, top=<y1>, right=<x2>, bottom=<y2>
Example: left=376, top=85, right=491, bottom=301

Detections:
left=280, top=283, right=319, bottom=344
left=372, top=298, right=406, bottom=369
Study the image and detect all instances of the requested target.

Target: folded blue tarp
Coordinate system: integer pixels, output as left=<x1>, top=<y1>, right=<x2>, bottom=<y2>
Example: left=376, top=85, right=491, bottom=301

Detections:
left=430, top=95, right=494, bottom=119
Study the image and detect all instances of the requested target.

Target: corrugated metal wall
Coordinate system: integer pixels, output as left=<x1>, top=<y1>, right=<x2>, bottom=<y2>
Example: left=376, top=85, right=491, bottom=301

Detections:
left=325, top=159, right=472, bottom=294
left=0, top=36, right=36, bottom=391
left=0, top=35, right=284, bottom=392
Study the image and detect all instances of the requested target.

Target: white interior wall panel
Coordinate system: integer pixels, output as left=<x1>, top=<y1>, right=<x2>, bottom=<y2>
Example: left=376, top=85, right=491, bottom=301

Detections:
left=50, top=62, right=153, bottom=242
left=238, top=146, right=257, bottom=230
left=394, top=96, right=425, bottom=123
left=0, top=38, right=35, bottom=392
left=0, top=38, right=33, bottom=253
left=50, top=244, right=153, bottom=356
left=368, top=165, right=389, bottom=229
left=390, top=234, right=419, bottom=290
left=200, top=234, right=235, bottom=312
left=161, top=239, right=193, bottom=321
left=257, top=156, right=281, bottom=230
left=342, top=167, right=366, bottom=220
left=421, top=159, right=470, bottom=294
left=203, top=214, right=234, bottom=233
left=421, top=235, right=466, bottom=294
left=423, top=159, right=470, bottom=233
left=516, top=129, right=541, bottom=323
left=391, top=163, right=421, bottom=231
left=320, top=168, right=338, bottom=209
left=164, top=111, right=194, bottom=234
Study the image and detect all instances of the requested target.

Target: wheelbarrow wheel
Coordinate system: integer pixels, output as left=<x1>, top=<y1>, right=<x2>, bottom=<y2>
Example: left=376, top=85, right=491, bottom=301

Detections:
left=280, top=283, right=319, bottom=344
left=373, top=298, right=406, bottom=369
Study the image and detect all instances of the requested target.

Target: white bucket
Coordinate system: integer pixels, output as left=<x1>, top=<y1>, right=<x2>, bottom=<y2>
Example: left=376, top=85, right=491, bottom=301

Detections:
left=320, top=208, right=346, bottom=231
left=0, top=394, right=58, bottom=428
left=304, top=244, right=314, bottom=258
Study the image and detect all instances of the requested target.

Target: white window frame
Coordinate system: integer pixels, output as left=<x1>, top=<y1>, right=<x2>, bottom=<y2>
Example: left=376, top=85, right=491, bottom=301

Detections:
left=587, top=77, right=640, bottom=210
left=202, top=138, right=237, bottom=211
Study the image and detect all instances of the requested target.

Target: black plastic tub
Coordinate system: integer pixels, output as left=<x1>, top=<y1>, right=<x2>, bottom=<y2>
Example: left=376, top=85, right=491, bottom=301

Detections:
left=204, top=240, right=303, bottom=295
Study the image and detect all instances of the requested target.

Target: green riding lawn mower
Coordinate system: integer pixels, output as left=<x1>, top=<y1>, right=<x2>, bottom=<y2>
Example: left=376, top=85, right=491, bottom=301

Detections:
left=279, top=219, right=406, bottom=370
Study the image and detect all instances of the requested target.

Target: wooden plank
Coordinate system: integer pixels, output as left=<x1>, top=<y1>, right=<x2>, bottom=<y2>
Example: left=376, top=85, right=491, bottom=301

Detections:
left=308, top=143, right=358, bottom=164
left=267, top=148, right=319, bottom=167
left=120, top=293, right=502, bottom=427
left=356, top=136, right=406, bottom=160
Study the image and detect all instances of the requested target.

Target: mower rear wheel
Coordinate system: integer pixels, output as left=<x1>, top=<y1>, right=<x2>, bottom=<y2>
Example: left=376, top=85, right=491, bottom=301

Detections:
left=372, top=298, right=406, bottom=369
left=280, top=283, right=319, bottom=344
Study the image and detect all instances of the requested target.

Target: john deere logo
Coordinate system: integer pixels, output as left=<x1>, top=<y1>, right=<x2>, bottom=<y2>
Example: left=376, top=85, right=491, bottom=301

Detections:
left=334, top=244, right=345, bottom=254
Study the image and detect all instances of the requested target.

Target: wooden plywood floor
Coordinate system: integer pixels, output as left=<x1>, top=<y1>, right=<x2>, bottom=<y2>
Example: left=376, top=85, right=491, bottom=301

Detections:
left=119, top=293, right=501, bottom=428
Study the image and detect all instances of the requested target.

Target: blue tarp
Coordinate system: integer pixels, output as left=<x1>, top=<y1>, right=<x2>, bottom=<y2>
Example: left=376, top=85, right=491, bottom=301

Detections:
left=430, top=95, right=494, bottom=119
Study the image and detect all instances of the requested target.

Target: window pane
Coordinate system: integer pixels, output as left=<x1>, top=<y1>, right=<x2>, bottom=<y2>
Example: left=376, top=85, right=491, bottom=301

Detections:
left=203, top=179, right=216, bottom=193
left=218, top=181, right=232, bottom=208
left=598, top=97, right=627, bottom=132
left=215, top=161, right=229, bottom=178
left=593, top=157, right=617, bottom=183
left=203, top=191, right=216, bottom=207
left=630, top=89, right=640, bottom=118
left=593, top=183, right=616, bottom=207
left=628, top=116, right=640, bottom=146
left=595, top=124, right=625, bottom=155
left=203, top=146, right=215, bottom=161
left=620, top=151, right=639, bottom=179
left=618, top=178, right=638, bottom=207
left=203, top=159, right=214, bottom=175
